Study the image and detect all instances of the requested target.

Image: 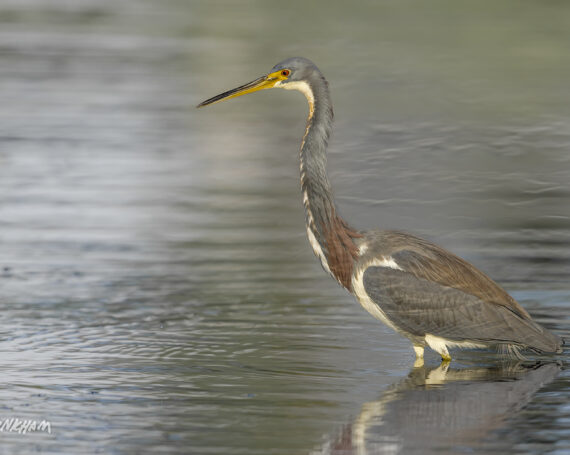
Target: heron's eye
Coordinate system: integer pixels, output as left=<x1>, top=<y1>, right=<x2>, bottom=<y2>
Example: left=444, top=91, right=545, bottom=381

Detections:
left=281, top=69, right=290, bottom=77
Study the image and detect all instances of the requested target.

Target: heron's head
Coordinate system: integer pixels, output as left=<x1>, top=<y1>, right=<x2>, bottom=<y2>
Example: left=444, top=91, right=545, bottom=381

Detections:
left=197, top=57, right=321, bottom=108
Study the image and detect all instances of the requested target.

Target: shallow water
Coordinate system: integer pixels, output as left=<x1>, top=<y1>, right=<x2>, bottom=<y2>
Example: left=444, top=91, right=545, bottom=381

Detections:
left=0, top=1, right=569, bottom=453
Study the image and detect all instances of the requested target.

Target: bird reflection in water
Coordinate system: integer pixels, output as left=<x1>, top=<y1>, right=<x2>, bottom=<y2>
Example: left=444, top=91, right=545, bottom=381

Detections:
left=315, top=361, right=561, bottom=455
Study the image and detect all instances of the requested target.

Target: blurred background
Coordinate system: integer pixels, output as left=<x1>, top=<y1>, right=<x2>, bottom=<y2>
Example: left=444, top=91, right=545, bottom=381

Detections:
left=0, top=0, right=568, bottom=453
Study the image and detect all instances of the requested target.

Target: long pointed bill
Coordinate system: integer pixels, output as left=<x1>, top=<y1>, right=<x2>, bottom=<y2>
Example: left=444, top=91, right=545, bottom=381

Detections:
left=196, top=72, right=281, bottom=108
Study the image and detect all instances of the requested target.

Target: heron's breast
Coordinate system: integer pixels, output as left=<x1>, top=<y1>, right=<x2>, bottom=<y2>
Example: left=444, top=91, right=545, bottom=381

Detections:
left=351, top=256, right=404, bottom=333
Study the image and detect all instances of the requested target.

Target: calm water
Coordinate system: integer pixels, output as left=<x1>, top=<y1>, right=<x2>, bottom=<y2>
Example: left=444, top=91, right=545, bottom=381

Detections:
left=0, top=1, right=569, bottom=453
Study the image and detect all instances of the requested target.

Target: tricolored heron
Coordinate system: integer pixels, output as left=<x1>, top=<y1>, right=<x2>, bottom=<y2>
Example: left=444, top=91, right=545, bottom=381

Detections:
left=197, top=57, right=562, bottom=362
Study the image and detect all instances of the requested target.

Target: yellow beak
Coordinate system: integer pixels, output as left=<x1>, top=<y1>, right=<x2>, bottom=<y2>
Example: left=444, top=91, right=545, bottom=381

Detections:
left=197, top=70, right=286, bottom=108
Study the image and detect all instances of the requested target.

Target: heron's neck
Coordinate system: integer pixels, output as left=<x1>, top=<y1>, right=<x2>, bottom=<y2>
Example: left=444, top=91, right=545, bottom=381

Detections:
left=298, top=79, right=360, bottom=290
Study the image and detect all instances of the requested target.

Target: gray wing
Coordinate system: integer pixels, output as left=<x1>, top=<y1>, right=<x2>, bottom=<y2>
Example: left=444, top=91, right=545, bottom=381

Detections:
left=362, top=265, right=560, bottom=352
left=391, top=244, right=530, bottom=320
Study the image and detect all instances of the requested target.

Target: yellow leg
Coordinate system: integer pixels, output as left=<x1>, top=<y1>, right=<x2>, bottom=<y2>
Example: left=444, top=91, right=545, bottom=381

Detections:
left=413, top=345, right=425, bottom=368
left=413, top=345, right=424, bottom=359
left=424, top=334, right=452, bottom=363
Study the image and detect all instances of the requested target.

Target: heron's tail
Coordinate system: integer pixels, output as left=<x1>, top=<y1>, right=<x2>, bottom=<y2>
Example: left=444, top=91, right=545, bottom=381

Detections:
left=526, top=329, right=563, bottom=354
